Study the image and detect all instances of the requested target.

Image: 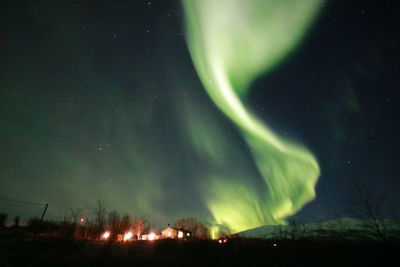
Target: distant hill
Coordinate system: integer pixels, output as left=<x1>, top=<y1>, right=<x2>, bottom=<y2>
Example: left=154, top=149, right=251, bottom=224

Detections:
left=236, top=217, right=400, bottom=240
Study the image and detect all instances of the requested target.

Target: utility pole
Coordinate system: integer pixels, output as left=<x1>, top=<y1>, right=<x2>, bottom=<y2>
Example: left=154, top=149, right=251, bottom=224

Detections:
left=40, top=203, right=48, bottom=222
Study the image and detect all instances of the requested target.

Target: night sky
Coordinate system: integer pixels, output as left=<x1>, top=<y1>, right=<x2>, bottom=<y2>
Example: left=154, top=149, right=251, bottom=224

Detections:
left=1, top=0, right=399, bottom=230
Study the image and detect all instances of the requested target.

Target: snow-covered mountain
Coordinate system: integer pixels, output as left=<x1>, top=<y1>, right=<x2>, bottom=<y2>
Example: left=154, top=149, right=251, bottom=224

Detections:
left=236, top=217, right=399, bottom=240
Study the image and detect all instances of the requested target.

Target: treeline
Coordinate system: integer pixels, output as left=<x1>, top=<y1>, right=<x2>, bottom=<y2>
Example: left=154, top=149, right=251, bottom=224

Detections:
left=268, top=217, right=400, bottom=242
left=0, top=200, right=211, bottom=241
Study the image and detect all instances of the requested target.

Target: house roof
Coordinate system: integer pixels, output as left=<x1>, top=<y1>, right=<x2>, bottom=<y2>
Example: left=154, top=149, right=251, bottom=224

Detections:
left=162, top=226, right=192, bottom=233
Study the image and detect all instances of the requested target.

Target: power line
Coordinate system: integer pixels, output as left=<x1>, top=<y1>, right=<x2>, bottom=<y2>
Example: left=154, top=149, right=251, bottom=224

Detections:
left=0, top=197, right=46, bottom=207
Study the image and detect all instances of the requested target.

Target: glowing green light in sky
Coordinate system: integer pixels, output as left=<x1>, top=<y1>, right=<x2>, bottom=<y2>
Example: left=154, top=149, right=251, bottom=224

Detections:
left=182, top=0, right=323, bottom=236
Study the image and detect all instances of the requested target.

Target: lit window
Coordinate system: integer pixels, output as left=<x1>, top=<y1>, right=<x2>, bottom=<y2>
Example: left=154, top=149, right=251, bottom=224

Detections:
left=167, top=232, right=172, bottom=237
left=187, top=233, right=190, bottom=236
left=178, top=231, right=183, bottom=238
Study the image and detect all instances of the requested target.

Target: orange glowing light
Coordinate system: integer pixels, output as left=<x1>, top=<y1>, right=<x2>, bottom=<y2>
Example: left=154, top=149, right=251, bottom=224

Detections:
left=123, top=232, right=133, bottom=241
left=102, top=231, right=110, bottom=240
left=149, top=232, right=156, bottom=240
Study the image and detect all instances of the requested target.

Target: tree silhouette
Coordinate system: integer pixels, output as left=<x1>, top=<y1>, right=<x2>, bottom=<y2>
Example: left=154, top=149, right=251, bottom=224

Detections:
left=349, top=180, right=387, bottom=241
left=94, top=200, right=106, bottom=230
left=174, top=217, right=210, bottom=239
left=0, top=213, right=7, bottom=227
left=133, top=217, right=149, bottom=239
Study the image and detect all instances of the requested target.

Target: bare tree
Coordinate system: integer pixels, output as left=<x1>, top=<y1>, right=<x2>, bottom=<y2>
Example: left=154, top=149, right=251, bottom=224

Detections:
left=348, top=180, right=387, bottom=241
left=174, top=217, right=210, bottom=239
left=13, top=216, right=20, bottom=227
left=120, top=214, right=132, bottom=233
left=68, top=208, right=82, bottom=224
left=94, top=200, right=106, bottom=230
left=196, top=222, right=211, bottom=239
left=107, top=210, right=121, bottom=235
left=174, top=217, right=198, bottom=231
left=133, top=217, right=149, bottom=239
left=384, top=201, right=400, bottom=240
left=0, top=214, right=7, bottom=227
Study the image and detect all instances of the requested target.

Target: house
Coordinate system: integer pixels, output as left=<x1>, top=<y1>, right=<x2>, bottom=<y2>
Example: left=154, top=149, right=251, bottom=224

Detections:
left=161, top=226, right=192, bottom=239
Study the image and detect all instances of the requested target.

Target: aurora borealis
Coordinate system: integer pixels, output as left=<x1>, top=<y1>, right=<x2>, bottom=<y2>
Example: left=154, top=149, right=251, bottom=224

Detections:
left=183, top=0, right=322, bottom=234
left=1, top=0, right=399, bottom=235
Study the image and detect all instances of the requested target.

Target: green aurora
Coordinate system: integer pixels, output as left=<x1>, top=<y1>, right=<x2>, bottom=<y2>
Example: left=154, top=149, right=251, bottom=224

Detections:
left=1, top=0, right=398, bottom=242
left=182, top=0, right=323, bottom=236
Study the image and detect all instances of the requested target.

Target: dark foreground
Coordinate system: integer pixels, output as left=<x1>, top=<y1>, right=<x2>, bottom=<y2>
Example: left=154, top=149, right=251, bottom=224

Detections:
left=1, top=236, right=399, bottom=266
